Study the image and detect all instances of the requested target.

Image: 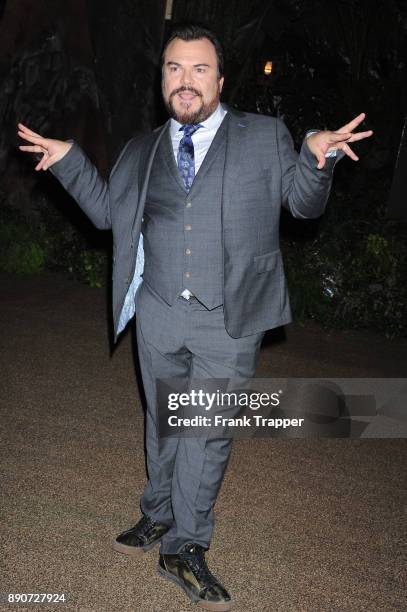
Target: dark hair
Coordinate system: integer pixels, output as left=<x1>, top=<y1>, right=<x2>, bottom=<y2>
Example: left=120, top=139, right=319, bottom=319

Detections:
left=161, top=23, right=224, bottom=78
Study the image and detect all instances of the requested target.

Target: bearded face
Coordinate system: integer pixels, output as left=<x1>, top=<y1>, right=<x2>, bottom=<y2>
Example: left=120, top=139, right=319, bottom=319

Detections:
left=162, top=37, right=224, bottom=125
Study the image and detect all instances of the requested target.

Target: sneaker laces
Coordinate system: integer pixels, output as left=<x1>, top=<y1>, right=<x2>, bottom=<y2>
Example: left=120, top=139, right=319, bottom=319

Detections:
left=181, top=544, right=218, bottom=589
left=136, top=514, right=156, bottom=536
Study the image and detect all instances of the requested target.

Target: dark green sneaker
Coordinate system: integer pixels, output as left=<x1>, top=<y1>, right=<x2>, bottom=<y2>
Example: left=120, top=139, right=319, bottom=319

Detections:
left=158, top=543, right=234, bottom=611
left=113, top=514, right=170, bottom=555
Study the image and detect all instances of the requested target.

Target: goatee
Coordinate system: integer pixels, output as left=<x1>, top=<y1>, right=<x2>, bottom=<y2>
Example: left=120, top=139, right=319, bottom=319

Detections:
left=165, top=87, right=221, bottom=125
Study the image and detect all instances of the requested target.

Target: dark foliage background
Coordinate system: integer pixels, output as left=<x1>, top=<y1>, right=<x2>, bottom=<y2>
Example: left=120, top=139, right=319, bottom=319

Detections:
left=0, top=0, right=406, bottom=337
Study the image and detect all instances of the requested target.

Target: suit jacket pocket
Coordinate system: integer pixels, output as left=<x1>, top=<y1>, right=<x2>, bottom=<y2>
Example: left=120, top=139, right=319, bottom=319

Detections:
left=254, top=249, right=281, bottom=274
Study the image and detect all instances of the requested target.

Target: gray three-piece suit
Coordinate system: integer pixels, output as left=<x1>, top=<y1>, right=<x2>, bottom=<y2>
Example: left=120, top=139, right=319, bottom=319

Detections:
left=50, top=104, right=342, bottom=553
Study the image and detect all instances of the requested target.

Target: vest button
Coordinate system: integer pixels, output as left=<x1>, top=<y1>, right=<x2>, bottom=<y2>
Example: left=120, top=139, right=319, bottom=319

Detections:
left=185, top=224, right=192, bottom=231
left=185, top=272, right=191, bottom=278
left=185, top=249, right=191, bottom=255
left=186, top=202, right=192, bottom=208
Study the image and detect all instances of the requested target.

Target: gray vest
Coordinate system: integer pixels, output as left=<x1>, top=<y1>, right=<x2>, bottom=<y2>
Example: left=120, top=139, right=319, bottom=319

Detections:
left=142, top=116, right=228, bottom=309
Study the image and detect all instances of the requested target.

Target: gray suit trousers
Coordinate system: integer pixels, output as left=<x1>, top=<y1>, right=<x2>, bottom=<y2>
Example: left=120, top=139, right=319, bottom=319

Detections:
left=133, top=280, right=264, bottom=553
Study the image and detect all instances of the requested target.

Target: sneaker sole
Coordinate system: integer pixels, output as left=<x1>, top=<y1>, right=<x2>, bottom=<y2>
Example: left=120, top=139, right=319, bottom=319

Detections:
left=112, top=537, right=161, bottom=555
left=157, top=564, right=234, bottom=611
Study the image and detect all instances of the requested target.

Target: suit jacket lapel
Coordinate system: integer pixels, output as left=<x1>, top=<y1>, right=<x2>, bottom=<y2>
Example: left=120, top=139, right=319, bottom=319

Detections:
left=222, top=108, right=248, bottom=222
left=137, top=121, right=169, bottom=198
left=132, top=121, right=169, bottom=233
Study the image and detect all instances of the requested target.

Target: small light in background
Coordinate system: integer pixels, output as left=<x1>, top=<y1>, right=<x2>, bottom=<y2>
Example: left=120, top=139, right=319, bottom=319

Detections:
left=165, top=0, right=174, bottom=20
left=264, top=61, right=273, bottom=75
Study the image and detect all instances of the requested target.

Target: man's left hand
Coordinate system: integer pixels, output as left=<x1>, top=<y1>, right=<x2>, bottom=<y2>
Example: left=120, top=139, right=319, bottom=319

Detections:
left=307, top=112, right=373, bottom=169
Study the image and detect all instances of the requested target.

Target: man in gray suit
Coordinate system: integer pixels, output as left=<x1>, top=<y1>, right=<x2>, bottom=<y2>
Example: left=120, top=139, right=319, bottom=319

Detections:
left=18, top=24, right=372, bottom=611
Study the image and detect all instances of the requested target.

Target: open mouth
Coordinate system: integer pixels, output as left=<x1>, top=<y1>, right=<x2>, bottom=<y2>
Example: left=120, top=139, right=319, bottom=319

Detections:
left=170, top=87, right=202, bottom=103
left=178, top=92, right=198, bottom=101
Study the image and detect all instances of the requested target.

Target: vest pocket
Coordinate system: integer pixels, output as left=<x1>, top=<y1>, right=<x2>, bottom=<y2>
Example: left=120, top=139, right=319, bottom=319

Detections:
left=254, top=249, right=280, bottom=274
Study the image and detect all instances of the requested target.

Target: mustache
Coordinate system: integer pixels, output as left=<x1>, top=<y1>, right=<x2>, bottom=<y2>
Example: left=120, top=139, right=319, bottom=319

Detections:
left=169, top=86, right=203, bottom=99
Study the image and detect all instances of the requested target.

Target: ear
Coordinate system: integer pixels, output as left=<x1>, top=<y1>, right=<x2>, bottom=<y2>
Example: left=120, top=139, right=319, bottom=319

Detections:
left=219, top=76, right=224, bottom=92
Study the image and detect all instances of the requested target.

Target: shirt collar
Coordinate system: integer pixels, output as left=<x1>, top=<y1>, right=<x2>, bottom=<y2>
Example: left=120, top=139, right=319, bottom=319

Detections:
left=170, top=103, right=227, bottom=138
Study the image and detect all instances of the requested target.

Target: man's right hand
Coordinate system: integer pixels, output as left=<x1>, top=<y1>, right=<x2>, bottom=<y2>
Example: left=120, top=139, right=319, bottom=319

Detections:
left=17, top=123, right=72, bottom=171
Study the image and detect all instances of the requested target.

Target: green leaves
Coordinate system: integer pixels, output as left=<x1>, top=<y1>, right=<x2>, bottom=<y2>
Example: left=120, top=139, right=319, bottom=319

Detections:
left=281, top=206, right=407, bottom=339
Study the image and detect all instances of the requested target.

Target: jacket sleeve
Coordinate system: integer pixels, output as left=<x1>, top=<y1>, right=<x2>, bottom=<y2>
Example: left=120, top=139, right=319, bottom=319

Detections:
left=49, top=138, right=136, bottom=230
left=276, top=118, right=345, bottom=219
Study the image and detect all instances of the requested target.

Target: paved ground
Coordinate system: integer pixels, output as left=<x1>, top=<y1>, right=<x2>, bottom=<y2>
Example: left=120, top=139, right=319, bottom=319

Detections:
left=1, top=272, right=406, bottom=612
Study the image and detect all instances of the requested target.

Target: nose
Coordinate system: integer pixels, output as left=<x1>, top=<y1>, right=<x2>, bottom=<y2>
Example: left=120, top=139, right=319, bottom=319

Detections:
left=180, top=67, right=193, bottom=87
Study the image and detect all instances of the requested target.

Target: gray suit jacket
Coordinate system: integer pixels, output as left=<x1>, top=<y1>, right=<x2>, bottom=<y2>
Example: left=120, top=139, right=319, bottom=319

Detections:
left=50, top=106, right=343, bottom=341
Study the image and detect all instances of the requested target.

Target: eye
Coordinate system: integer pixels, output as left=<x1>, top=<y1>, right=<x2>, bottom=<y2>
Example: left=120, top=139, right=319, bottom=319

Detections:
left=196, top=67, right=206, bottom=73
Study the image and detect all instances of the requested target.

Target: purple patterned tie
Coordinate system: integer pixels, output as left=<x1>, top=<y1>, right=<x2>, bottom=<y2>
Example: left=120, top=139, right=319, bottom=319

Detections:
left=177, top=124, right=202, bottom=191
